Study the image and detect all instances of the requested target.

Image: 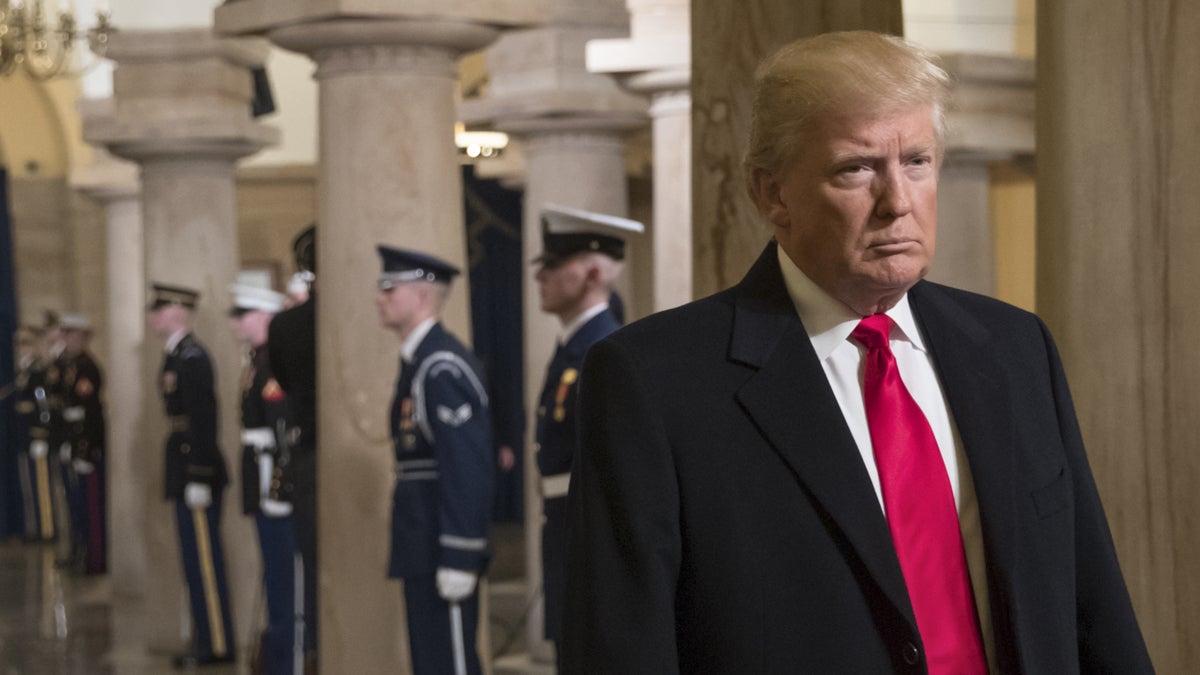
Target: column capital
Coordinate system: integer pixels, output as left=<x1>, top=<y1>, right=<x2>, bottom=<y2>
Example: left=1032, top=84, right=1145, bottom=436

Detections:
left=214, top=0, right=549, bottom=37
left=460, top=26, right=648, bottom=136
left=269, top=18, right=500, bottom=68
left=82, top=29, right=278, bottom=164
left=942, top=52, right=1035, bottom=160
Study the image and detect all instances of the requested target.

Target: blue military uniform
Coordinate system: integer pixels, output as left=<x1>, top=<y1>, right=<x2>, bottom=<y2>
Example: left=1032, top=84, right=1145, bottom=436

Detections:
left=153, top=283, right=236, bottom=667
left=379, top=246, right=494, bottom=675
left=61, top=342, right=107, bottom=574
left=532, top=204, right=643, bottom=646
left=535, top=307, right=621, bottom=641
left=232, top=283, right=302, bottom=675
left=13, top=344, right=54, bottom=541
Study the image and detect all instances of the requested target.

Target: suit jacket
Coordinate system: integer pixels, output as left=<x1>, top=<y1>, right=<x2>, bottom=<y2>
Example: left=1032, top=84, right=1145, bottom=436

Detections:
left=563, top=243, right=1152, bottom=674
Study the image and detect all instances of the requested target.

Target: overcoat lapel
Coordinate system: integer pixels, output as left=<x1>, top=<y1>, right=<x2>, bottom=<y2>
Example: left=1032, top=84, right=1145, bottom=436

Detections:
left=908, top=281, right=1019, bottom=625
left=730, top=244, right=916, bottom=629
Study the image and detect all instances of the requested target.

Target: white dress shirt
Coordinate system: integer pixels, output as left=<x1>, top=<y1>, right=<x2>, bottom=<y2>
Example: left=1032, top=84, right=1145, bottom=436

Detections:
left=776, top=246, right=995, bottom=668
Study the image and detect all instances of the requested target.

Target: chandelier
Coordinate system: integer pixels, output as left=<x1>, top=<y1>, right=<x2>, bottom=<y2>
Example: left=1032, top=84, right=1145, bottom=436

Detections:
left=0, top=0, right=113, bottom=80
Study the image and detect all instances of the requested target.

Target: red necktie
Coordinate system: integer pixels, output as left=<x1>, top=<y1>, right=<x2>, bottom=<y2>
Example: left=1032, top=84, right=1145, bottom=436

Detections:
left=852, top=314, right=987, bottom=675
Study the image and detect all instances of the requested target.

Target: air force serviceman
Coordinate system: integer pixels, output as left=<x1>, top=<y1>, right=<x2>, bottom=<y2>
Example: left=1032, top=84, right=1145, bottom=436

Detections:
left=375, top=246, right=494, bottom=675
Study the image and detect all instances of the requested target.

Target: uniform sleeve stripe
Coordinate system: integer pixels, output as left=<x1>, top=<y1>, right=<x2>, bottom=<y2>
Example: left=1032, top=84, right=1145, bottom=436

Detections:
left=439, top=534, right=488, bottom=551
left=411, top=351, right=489, bottom=444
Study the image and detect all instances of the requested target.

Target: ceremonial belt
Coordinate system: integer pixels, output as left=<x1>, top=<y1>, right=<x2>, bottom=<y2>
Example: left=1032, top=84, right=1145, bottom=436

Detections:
left=395, top=458, right=439, bottom=482
left=63, top=406, right=85, bottom=422
left=540, top=472, right=571, bottom=499
left=168, top=416, right=190, bottom=432
left=241, top=427, right=274, bottom=450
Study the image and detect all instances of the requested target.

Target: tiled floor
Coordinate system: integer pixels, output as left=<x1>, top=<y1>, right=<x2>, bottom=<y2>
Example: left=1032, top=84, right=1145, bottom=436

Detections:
left=0, top=539, right=240, bottom=675
left=0, top=522, right=537, bottom=674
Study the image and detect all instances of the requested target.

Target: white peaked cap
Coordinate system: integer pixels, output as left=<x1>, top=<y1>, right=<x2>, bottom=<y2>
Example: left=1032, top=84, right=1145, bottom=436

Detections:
left=229, top=283, right=286, bottom=313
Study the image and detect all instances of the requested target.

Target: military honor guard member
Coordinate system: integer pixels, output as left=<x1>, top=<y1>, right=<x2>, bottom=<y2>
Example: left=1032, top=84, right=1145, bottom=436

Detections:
left=375, top=245, right=494, bottom=675
left=147, top=283, right=236, bottom=669
left=267, top=226, right=318, bottom=667
left=12, top=325, right=50, bottom=541
left=531, top=205, right=642, bottom=659
left=42, top=313, right=76, bottom=560
left=228, top=283, right=302, bottom=675
left=59, top=313, right=107, bottom=574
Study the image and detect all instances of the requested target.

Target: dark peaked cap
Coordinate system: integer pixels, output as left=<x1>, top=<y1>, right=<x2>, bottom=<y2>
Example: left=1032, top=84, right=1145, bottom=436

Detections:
left=377, top=245, right=461, bottom=289
left=535, top=203, right=644, bottom=266
left=149, top=283, right=200, bottom=310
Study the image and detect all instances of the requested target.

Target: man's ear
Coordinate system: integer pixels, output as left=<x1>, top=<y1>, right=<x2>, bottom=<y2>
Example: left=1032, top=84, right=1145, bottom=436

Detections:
left=749, top=167, right=789, bottom=229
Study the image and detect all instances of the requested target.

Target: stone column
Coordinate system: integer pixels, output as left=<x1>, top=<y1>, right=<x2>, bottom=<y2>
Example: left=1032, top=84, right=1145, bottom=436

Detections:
left=460, top=1, right=647, bottom=665
left=71, top=148, right=145, bottom=599
left=1038, top=2, right=1200, bottom=671
left=84, top=29, right=277, bottom=656
left=214, top=3, right=540, bottom=671
left=929, top=54, right=1035, bottom=297
left=588, top=0, right=693, bottom=311
left=691, top=0, right=903, bottom=298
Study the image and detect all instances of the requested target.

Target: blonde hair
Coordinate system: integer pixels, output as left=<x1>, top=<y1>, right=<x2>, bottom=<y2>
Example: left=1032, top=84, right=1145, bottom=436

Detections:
left=744, top=31, right=951, bottom=181
left=584, top=252, right=623, bottom=290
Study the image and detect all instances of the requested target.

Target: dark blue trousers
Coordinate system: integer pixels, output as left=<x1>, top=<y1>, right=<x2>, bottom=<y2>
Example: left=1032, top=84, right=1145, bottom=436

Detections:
left=403, top=575, right=481, bottom=675
left=175, top=499, right=235, bottom=661
left=255, top=514, right=300, bottom=675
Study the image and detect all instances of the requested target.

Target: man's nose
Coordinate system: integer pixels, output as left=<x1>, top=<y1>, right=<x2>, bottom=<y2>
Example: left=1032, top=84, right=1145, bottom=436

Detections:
left=875, top=170, right=913, bottom=219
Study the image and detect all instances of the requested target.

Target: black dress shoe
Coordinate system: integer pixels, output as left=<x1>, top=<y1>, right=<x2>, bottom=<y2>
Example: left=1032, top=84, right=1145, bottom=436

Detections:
left=172, top=653, right=236, bottom=669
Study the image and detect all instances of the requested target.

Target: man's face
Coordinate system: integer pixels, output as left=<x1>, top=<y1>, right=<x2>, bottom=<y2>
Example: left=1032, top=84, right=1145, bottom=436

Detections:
left=147, top=305, right=184, bottom=337
left=376, top=282, right=423, bottom=335
left=536, top=256, right=591, bottom=318
left=757, top=106, right=939, bottom=314
left=63, top=329, right=86, bottom=355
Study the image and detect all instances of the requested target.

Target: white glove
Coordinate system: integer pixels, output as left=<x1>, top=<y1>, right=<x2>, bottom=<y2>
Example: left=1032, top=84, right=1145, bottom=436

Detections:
left=436, top=567, right=478, bottom=602
left=184, top=482, right=212, bottom=509
left=72, top=459, right=95, bottom=475
left=260, top=497, right=293, bottom=517
left=59, top=442, right=73, bottom=463
left=30, top=440, right=49, bottom=459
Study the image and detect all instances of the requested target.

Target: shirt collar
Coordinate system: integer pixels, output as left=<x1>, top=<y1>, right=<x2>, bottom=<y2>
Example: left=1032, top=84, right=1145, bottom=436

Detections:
left=559, top=302, right=609, bottom=346
left=165, top=329, right=187, bottom=354
left=401, top=317, right=438, bottom=362
left=775, top=245, right=926, bottom=359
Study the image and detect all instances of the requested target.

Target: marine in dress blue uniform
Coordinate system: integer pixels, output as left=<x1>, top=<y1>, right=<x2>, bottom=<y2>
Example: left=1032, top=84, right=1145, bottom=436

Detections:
left=230, top=284, right=302, bottom=675
left=148, top=283, right=236, bottom=669
left=377, top=246, right=494, bottom=675
left=59, top=314, right=107, bottom=574
left=531, top=205, right=642, bottom=657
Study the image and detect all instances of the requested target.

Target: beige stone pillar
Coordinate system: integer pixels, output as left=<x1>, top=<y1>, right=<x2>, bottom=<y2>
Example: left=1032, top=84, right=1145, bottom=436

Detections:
left=927, top=54, right=1034, bottom=297
left=691, top=0, right=903, bottom=298
left=588, top=0, right=693, bottom=311
left=71, top=148, right=145, bottom=599
left=83, top=29, right=277, bottom=656
left=461, top=1, right=646, bottom=666
left=1038, top=2, right=1200, bottom=671
left=214, top=3, right=543, bottom=671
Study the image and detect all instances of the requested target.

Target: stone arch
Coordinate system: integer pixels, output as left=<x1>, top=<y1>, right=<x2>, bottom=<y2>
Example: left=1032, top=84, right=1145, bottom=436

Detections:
left=0, top=74, right=70, bottom=177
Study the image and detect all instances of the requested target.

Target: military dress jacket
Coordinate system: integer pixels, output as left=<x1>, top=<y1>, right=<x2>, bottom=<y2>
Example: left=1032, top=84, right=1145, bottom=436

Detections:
left=387, top=322, right=494, bottom=579
left=13, top=358, right=45, bottom=447
left=240, top=345, right=290, bottom=515
left=535, top=307, right=620, bottom=641
left=160, top=333, right=228, bottom=501
left=62, top=351, right=105, bottom=465
left=563, top=242, right=1152, bottom=674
